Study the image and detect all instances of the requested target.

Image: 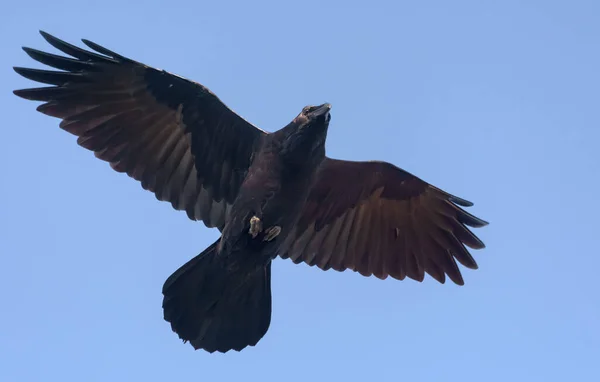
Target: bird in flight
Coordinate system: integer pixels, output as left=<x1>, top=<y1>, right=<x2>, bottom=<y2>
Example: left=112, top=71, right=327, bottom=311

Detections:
left=13, top=31, right=489, bottom=353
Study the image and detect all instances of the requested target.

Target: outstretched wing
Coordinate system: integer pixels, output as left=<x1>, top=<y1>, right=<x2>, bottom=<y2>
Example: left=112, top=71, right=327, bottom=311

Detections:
left=280, top=158, right=488, bottom=285
left=14, top=31, right=266, bottom=229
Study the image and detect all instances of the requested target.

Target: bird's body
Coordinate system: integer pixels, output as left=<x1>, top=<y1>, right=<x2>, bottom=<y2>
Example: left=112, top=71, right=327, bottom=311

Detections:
left=162, top=106, right=332, bottom=352
left=220, top=120, right=327, bottom=257
left=14, top=31, right=489, bottom=354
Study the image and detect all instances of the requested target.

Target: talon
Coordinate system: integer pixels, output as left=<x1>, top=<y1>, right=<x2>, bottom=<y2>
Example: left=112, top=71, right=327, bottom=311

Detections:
left=263, top=226, right=281, bottom=242
left=249, top=216, right=262, bottom=238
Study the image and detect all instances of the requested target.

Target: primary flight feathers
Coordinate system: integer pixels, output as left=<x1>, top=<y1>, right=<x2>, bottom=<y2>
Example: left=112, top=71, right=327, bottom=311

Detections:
left=15, top=31, right=265, bottom=227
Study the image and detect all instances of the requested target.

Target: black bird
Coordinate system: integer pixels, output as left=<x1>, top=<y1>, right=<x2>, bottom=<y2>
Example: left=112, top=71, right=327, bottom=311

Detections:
left=13, top=31, right=489, bottom=353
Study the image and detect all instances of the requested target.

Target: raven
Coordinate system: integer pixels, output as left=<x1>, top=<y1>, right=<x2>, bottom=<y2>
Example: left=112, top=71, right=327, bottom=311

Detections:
left=13, top=31, right=489, bottom=353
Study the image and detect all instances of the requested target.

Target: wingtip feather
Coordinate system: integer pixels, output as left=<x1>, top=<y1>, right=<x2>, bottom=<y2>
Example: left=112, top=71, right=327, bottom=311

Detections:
left=39, top=30, right=58, bottom=44
left=477, top=218, right=490, bottom=227
left=13, top=66, right=33, bottom=79
left=81, top=38, right=130, bottom=62
left=13, top=87, right=44, bottom=100
left=449, top=195, right=474, bottom=207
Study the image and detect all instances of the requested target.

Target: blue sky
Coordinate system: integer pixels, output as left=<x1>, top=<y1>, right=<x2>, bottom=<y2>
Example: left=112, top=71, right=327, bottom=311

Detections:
left=1, top=0, right=598, bottom=380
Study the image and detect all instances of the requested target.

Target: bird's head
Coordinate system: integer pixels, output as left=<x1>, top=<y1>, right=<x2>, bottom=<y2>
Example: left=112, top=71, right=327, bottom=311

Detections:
left=295, top=103, right=332, bottom=126
left=280, top=103, right=332, bottom=164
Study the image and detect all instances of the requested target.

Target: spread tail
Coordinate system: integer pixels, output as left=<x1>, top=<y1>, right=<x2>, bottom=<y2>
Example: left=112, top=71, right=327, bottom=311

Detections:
left=162, top=239, right=272, bottom=353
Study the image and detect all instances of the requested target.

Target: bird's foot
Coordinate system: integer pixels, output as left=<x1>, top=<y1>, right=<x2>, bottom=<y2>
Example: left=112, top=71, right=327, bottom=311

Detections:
left=249, top=216, right=263, bottom=238
left=263, top=226, right=281, bottom=242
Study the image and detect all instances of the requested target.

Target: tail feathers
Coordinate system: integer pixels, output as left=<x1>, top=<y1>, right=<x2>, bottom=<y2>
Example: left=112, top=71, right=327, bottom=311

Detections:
left=162, top=239, right=272, bottom=353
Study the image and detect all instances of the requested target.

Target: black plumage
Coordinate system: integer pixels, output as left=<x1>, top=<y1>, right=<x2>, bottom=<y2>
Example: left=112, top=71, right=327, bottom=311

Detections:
left=14, top=31, right=489, bottom=353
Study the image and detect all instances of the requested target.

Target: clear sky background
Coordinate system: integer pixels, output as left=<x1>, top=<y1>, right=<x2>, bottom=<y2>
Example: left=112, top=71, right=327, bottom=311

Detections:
left=1, top=0, right=598, bottom=381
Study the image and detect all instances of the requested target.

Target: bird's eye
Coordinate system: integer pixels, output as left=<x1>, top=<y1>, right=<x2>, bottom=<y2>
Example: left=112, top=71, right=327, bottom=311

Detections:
left=301, top=106, right=320, bottom=117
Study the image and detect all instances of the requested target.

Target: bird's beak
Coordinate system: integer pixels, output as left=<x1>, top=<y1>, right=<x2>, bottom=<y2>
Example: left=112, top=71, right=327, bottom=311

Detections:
left=313, top=103, right=332, bottom=117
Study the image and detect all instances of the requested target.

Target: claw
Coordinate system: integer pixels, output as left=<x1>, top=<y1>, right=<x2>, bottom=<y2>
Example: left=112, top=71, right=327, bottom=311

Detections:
left=263, top=226, right=281, bottom=242
left=249, top=216, right=262, bottom=238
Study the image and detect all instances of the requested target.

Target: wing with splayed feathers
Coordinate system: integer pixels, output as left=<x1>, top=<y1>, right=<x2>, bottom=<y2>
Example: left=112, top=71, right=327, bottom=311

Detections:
left=280, top=158, right=488, bottom=285
left=14, top=31, right=267, bottom=229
